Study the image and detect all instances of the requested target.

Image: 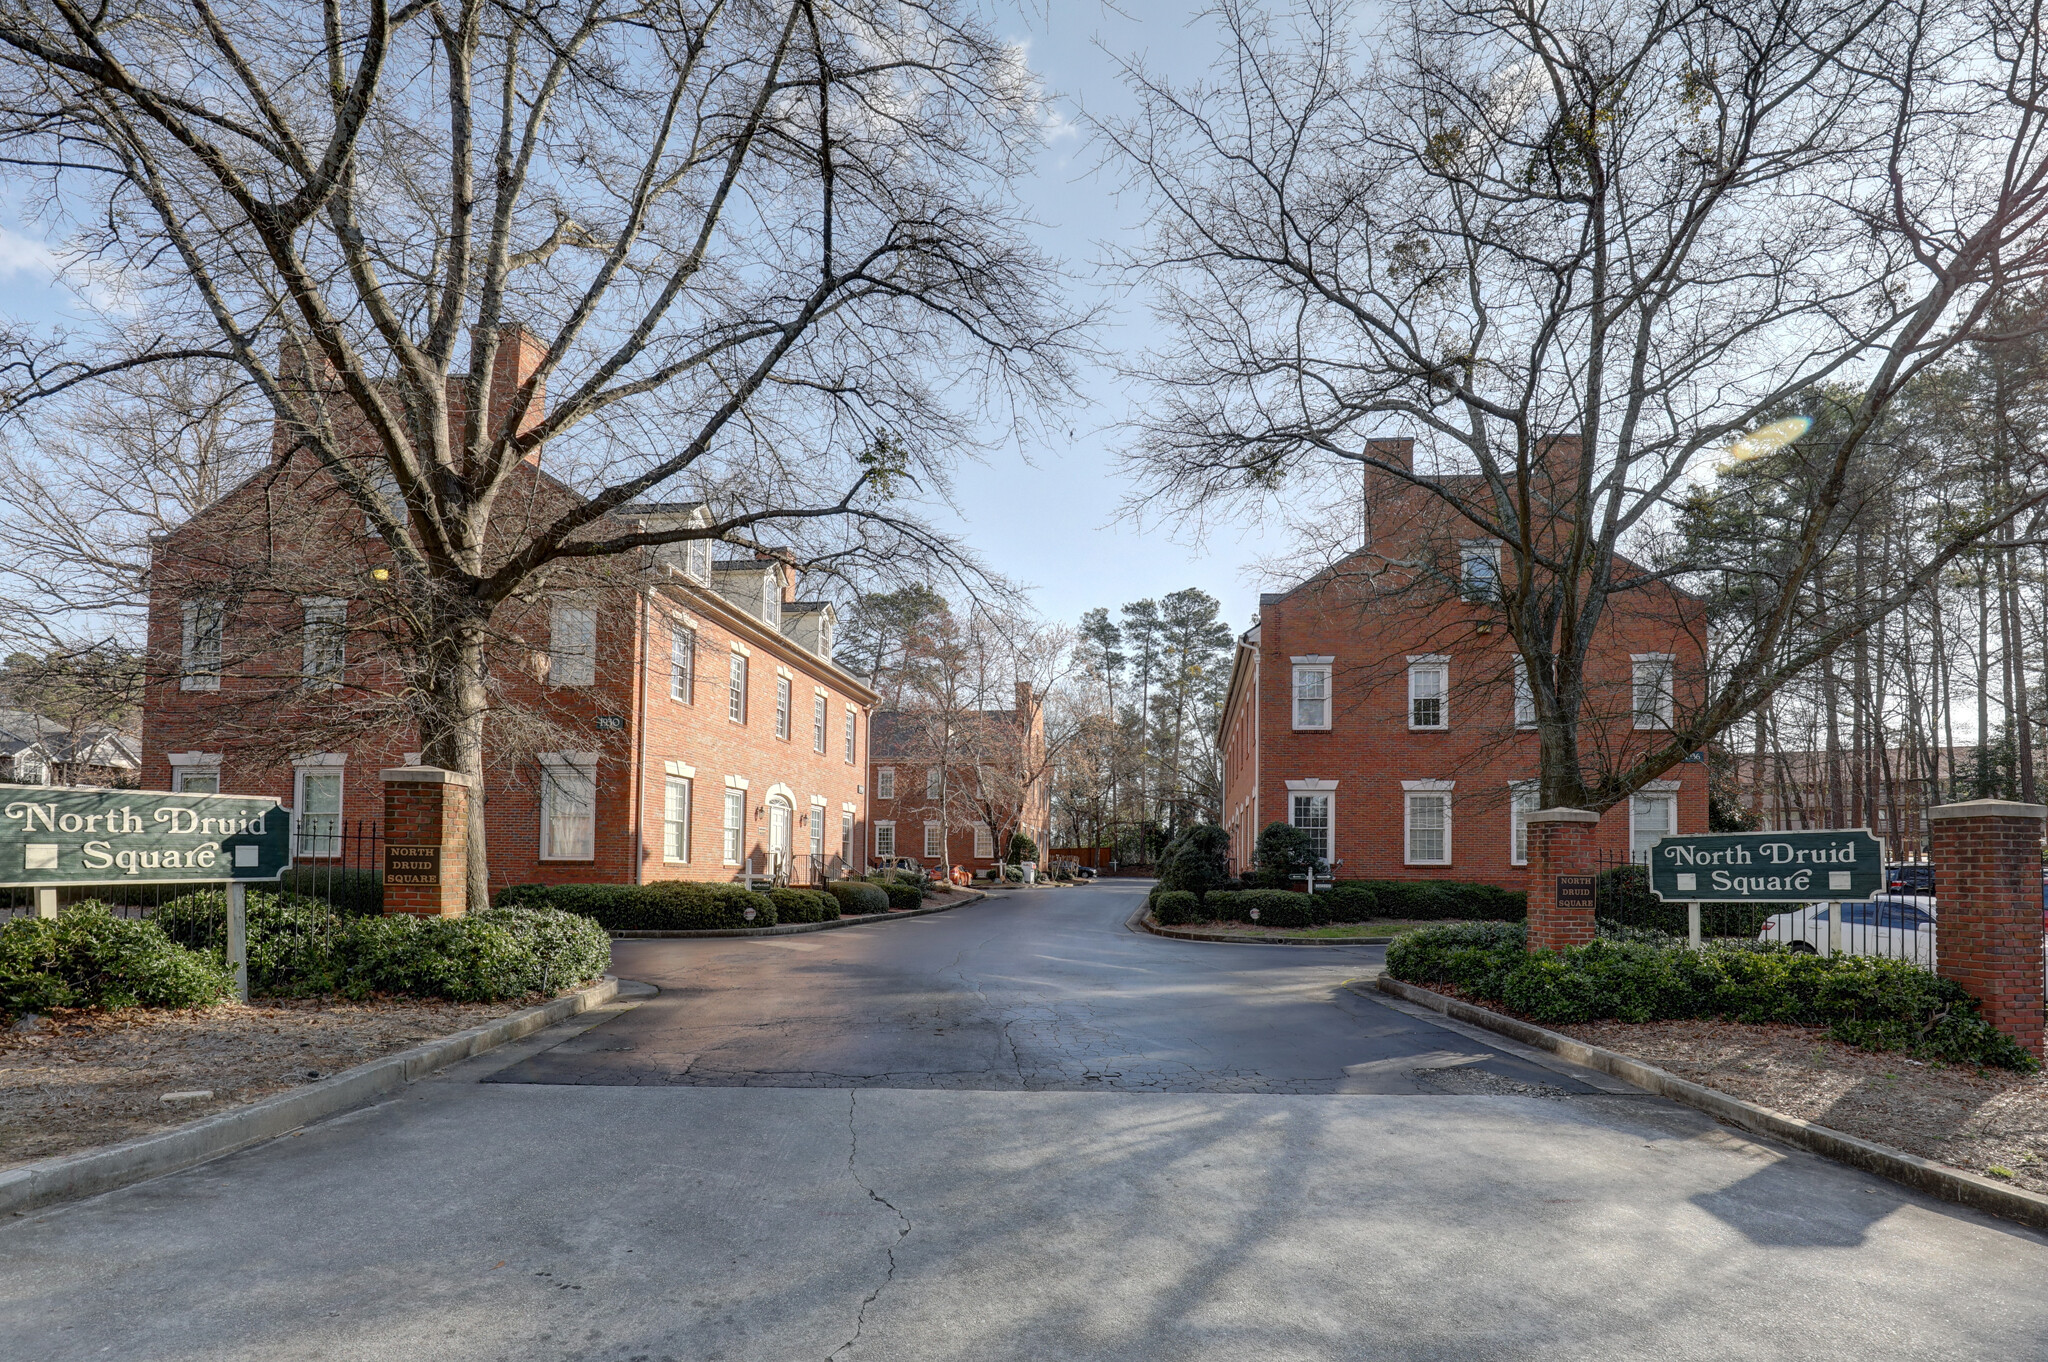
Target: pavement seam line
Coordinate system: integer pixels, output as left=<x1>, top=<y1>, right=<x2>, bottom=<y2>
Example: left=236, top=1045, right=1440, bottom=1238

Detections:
left=831, top=1088, right=910, bottom=1361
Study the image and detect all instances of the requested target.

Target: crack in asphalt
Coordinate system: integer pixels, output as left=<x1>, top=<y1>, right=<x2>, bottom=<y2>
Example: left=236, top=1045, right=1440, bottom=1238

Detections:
left=829, top=1089, right=910, bottom=1361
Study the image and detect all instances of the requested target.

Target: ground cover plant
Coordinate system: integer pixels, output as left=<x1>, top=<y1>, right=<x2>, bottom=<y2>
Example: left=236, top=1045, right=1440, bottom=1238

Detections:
left=1386, top=921, right=2038, bottom=1070
left=157, top=892, right=610, bottom=1002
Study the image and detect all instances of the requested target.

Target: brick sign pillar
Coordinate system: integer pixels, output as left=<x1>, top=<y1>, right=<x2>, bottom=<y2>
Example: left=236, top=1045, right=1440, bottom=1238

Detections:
left=1526, top=808, right=1601, bottom=953
left=1929, top=798, right=2046, bottom=1061
left=381, top=766, right=473, bottom=917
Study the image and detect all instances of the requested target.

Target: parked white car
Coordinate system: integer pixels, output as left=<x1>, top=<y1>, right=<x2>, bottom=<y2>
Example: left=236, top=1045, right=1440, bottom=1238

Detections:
left=1758, top=894, right=1936, bottom=964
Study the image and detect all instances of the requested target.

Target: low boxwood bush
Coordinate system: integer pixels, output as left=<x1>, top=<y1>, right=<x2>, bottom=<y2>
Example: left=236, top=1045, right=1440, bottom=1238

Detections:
left=865, top=877, right=923, bottom=910
left=769, top=887, right=841, bottom=923
left=1335, top=879, right=1526, bottom=922
left=154, top=891, right=611, bottom=1001
left=825, top=880, right=890, bottom=915
left=0, top=905, right=233, bottom=1016
left=1386, top=921, right=2038, bottom=1070
left=1206, top=889, right=1321, bottom=927
left=494, top=881, right=776, bottom=930
left=1152, top=889, right=1203, bottom=925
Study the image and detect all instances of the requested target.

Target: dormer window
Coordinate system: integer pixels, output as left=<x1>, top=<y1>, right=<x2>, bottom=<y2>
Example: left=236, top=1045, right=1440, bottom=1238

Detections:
left=761, top=573, right=780, bottom=628
left=818, top=617, right=833, bottom=658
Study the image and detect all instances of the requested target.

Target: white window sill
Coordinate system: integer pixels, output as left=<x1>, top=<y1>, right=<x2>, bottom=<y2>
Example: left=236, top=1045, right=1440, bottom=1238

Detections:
left=1404, top=859, right=1451, bottom=867
left=1291, top=724, right=1331, bottom=733
left=539, top=858, right=597, bottom=864
left=1408, top=725, right=1448, bottom=732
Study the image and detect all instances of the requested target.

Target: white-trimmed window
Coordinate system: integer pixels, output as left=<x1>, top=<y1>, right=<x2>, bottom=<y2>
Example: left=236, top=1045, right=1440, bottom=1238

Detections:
left=723, top=788, right=745, bottom=863
left=293, top=761, right=343, bottom=857
left=663, top=775, right=691, bottom=862
left=761, top=573, right=781, bottom=629
left=813, top=694, right=828, bottom=753
left=877, top=766, right=896, bottom=800
left=1460, top=540, right=1501, bottom=601
left=172, top=760, right=220, bottom=794
left=1633, top=654, right=1675, bottom=729
left=1408, top=657, right=1449, bottom=729
left=926, top=766, right=943, bottom=800
left=180, top=598, right=223, bottom=692
left=1513, top=659, right=1537, bottom=729
left=924, top=821, right=943, bottom=858
left=670, top=625, right=695, bottom=703
left=727, top=653, right=747, bottom=723
left=809, top=804, right=825, bottom=855
left=1404, top=783, right=1452, bottom=865
left=841, top=809, right=855, bottom=859
left=548, top=604, right=596, bottom=686
left=301, top=598, right=347, bottom=689
left=1290, top=791, right=1332, bottom=865
left=875, top=820, right=896, bottom=858
left=1509, top=781, right=1538, bottom=865
left=1292, top=659, right=1332, bottom=730
left=13, top=749, right=47, bottom=785
left=973, top=823, right=994, bottom=859
left=775, top=675, right=792, bottom=741
left=844, top=710, right=858, bottom=763
left=539, top=755, right=596, bottom=860
left=1631, top=786, right=1678, bottom=865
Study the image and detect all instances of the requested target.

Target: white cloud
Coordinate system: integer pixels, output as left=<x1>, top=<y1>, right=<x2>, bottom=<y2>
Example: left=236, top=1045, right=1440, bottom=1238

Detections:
left=0, top=225, right=62, bottom=280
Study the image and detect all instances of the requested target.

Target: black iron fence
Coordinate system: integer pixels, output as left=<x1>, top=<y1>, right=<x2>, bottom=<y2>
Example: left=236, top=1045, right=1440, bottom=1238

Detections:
left=1590, top=851, right=1934, bottom=967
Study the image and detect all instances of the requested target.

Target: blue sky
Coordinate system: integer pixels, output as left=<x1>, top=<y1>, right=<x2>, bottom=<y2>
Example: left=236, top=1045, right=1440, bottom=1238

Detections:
left=0, top=3, right=1287, bottom=641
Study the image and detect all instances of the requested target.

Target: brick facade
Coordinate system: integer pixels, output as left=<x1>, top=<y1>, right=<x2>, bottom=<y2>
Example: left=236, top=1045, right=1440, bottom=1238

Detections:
left=1929, top=800, right=2047, bottom=1060
left=139, top=330, right=879, bottom=897
left=1217, top=439, right=1707, bottom=891
left=1526, top=810, right=1600, bottom=951
left=868, top=689, right=1051, bottom=875
left=381, top=768, right=471, bottom=916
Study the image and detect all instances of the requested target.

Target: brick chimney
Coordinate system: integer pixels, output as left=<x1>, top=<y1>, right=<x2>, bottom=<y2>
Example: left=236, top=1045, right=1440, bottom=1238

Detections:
left=1361, top=437, right=1414, bottom=551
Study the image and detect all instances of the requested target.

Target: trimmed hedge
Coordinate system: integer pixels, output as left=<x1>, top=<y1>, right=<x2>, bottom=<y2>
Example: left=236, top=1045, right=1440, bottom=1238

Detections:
left=1386, top=921, right=2038, bottom=1070
left=825, top=880, right=890, bottom=915
left=0, top=905, right=233, bottom=1016
left=147, top=891, right=611, bottom=1002
left=769, top=887, right=841, bottom=924
left=494, top=881, right=775, bottom=931
left=1334, top=879, right=1525, bottom=922
left=865, top=877, right=923, bottom=910
left=1152, top=889, right=1203, bottom=925
left=277, top=867, right=385, bottom=916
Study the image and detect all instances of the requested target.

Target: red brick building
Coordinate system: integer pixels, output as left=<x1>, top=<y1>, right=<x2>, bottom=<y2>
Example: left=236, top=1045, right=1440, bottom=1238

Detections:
left=868, top=686, right=1050, bottom=875
left=1218, top=441, right=1708, bottom=889
left=140, top=329, right=878, bottom=893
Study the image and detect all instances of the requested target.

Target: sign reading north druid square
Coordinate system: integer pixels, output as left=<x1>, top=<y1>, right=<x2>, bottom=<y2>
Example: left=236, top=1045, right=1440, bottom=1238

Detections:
left=0, top=785, right=291, bottom=888
left=1646, top=829, right=1885, bottom=903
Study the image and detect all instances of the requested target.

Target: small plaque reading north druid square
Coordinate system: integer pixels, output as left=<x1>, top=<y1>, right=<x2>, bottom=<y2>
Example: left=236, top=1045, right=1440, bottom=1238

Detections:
left=384, top=843, right=441, bottom=886
left=1556, top=875, right=1596, bottom=911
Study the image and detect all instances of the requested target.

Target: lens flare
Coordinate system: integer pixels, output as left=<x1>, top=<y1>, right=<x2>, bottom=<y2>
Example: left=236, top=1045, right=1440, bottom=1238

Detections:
left=1722, top=416, right=1812, bottom=465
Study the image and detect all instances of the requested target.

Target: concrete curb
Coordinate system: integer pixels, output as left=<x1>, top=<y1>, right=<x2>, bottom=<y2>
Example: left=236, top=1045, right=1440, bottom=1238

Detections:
left=1374, top=975, right=2048, bottom=1234
left=1127, top=903, right=1389, bottom=947
left=610, top=889, right=985, bottom=939
left=0, top=975, right=622, bottom=1218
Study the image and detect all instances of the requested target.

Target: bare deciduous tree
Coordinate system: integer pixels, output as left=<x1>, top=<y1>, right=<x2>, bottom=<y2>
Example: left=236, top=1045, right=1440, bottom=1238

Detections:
left=0, top=0, right=1084, bottom=905
left=1105, top=0, right=2048, bottom=812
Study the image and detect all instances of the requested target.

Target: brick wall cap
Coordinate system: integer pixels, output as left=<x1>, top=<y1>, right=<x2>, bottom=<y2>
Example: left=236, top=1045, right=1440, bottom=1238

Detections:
left=1527, top=807, right=1601, bottom=824
left=1928, top=799, right=2048, bottom=823
left=380, top=765, right=476, bottom=788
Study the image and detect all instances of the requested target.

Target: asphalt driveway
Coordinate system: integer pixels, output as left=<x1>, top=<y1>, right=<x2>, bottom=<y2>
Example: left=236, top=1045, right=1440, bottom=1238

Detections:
left=4, top=880, right=2045, bottom=1361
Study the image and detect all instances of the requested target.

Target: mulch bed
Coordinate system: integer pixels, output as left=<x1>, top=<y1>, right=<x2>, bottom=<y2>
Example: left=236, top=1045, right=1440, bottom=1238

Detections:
left=1407, top=980, right=2048, bottom=1195
left=1551, top=1018, right=2048, bottom=1197
left=0, top=996, right=543, bottom=1168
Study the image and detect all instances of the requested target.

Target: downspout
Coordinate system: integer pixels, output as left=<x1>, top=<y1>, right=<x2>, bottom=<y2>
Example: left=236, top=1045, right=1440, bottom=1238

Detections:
left=633, top=587, right=650, bottom=884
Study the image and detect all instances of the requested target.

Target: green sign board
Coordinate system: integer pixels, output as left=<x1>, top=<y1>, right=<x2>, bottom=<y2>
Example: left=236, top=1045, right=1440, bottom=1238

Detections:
left=0, top=785, right=292, bottom=888
left=1646, top=829, right=1885, bottom=903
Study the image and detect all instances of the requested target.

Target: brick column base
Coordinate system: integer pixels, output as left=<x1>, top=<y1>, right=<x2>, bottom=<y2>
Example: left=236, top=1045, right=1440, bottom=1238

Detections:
left=1930, top=799, right=2046, bottom=1060
left=381, top=766, right=473, bottom=917
left=1527, top=808, right=1601, bottom=953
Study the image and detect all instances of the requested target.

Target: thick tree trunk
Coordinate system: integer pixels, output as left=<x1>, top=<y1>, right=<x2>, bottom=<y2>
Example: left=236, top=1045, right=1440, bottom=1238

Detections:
left=415, top=610, right=493, bottom=915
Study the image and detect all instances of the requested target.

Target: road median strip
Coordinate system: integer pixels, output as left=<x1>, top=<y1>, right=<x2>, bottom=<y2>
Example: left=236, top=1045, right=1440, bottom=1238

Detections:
left=0, top=975, right=622, bottom=1217
left=1126, top=903, right=1391, bottom=945
left=1374, top=974, right=2048, bottom=1234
